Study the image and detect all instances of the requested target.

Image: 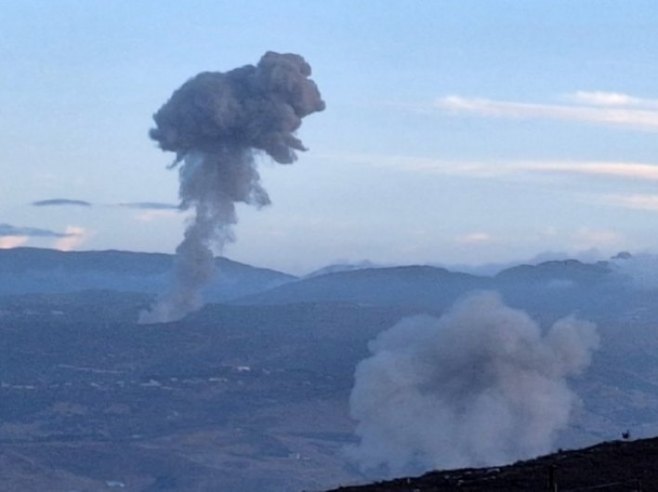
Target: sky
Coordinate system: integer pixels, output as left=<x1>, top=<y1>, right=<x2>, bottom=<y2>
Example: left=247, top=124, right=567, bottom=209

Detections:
left=2, top=1, right=658, bottom=274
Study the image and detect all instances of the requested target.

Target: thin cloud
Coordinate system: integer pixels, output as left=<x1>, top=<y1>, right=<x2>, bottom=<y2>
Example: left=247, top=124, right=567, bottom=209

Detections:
left=330, top=153, right=658, bottom=183
left=525, top=161, right=658, bottom=181
left=436, top=94, right=658, bottom=132
left=32, top=198, right=92, bottom=207
left=602, top=193, right=658, bottom=212
left=31, top=199, right=181, bottom=210
left=0, top=223, right=74, bottom=238
left=456, top=232, right=493, bottom=245
left=119, top=202, right=183, bottom=222
left=564, top=91, right=658, bottom=108
left=118, top=202, right=180, bottom=210
left=134, top=209, right=183, bottom=222
left=321, top=153, right=513, bottom=178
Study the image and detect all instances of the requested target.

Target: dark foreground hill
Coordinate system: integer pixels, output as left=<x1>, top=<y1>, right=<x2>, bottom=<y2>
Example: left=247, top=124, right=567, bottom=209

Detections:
left=328, top=437, right=658, bottom=491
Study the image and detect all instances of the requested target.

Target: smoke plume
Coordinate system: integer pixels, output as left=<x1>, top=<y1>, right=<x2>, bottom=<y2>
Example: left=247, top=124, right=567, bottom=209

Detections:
left=346, top=291, right=599, bottom=476
left=140, top=52, right=324, bottom=323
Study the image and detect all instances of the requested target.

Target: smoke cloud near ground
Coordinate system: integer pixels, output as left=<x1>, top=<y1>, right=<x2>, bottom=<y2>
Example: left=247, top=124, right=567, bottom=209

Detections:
left=139, top=52, right=324, bottom=323
left=346, top=291, right=599, bottom=476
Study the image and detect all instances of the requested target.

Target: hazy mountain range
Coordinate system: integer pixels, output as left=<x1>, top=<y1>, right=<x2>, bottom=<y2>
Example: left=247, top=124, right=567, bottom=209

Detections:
left=0, top=247, right=625, bottom=308
left=1, top=247, right=658, bottom=491
left=0, top=247, right=294, bottom=301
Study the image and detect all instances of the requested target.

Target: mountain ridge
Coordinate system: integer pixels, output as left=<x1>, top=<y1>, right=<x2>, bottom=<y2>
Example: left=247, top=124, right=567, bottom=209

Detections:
left=0, top=248, right=633, bottom=312
left=0, top=247, right=296, bottom=301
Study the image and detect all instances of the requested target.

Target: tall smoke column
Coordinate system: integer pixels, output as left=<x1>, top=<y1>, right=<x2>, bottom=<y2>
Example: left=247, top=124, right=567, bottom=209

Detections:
left=346, top=291, right=599, bottom=476
left=139, top=52, right=325, bottom=324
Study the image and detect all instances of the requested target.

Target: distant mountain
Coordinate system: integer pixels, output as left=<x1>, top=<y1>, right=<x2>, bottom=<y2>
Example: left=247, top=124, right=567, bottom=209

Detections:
left=233, top=259, right=631, bottom=315
left=495, top=258, right=612, bottom=285
left=305, top=260, right=383, bottom=278
left=0, top=247, right=296, bottom=301
left=235, top=265, right=491, bottom=311
left=491, top=259, right=631, bottom=320
left=0, top=248, right=645, bottom=319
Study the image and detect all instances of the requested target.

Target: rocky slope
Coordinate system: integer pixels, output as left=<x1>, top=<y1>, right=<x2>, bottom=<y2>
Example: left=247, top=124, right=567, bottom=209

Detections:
left=329, top=436, right=658, bottom=491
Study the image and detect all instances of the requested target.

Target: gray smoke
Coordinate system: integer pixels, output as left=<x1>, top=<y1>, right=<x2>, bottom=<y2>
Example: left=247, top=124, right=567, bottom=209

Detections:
left=140, top=52, right=324, bottom=323
left=346, top=291, right=599, bottom=476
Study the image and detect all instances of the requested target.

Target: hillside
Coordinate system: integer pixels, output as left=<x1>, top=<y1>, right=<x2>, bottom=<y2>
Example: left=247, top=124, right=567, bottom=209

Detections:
left=328, top=436, right=658, bottom=491
left=0, top=292, right=408, bottom=491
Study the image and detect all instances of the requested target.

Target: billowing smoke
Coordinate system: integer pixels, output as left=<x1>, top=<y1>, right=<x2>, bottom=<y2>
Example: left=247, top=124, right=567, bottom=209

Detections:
left=346, top=291, right=599, bottom=476
left=140, top=52, right=324, bottom=323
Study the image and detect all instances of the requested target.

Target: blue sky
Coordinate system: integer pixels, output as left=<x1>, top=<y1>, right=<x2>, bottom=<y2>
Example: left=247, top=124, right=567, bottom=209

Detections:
left=2, top=1, right=658, bottom=273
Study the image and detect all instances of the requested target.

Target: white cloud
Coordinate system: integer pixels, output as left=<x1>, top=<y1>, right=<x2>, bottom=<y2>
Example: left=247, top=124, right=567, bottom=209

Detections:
left=602, top=193, right=658, bottom=212
left=527, top=161, right=658, bottom=181
left=436, top=94, right=658, bottom=132
left=53, top=226, right=89, bottom=251
left=322, top=153, right=521, bottom=179
left=456, top=232, right=493, bottom=245
left=564, top=91, right=658, bottom=108
left=564, top=91, right=638, bottom=107
left=0, top=236, right=28, bottom=249
left=329, top=153, right=658, bottom=183
left=135, top=209, right=183, bottom=222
